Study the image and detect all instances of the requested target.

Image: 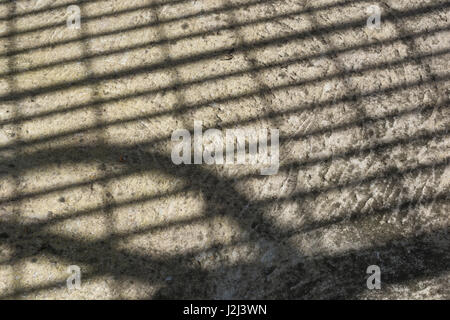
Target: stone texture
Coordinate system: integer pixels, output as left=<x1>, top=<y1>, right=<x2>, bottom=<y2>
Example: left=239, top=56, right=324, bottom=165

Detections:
left=0, top=0, right=448, bottom=299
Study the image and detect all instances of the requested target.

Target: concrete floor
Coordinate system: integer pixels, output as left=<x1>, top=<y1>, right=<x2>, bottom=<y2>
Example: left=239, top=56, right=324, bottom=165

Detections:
left=0, top=0, right=448, bottom=299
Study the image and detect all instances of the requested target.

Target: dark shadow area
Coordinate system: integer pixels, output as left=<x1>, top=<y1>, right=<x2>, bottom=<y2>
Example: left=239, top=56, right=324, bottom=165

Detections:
left=1, top=114, right=448, bottom=205
left=0, top=68, right=448, bottom=155
left=0, top=146, right=448, bottom=299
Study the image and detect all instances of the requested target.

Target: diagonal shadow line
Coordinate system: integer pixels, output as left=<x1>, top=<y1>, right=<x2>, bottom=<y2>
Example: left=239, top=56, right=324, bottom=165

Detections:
left=279, top=192, right=449, bottom=241
left=1, top=174, right=445, bottom=268
left=0, top=126, right=447, bottom=230
left=3, top=0, right=23, bottom=298
left=0, top=0, right=380, bottom=30
left=269, top=227, right=449, bottom=299
left=253, top=125, right=450, bottom=177
left=2, top=188, right=447, bottom=271
left=0, top=65, right=447, bottom=156
left=1, top=87, right=446, bottom=178
left=1, top=140, right=447, bottom=244
left=1, top=0, right=448, bottom=77
left=3, top=14, right=448, bottom=81
left=0, top=185, right=192, bottom=232
left=0, top=221, right=215, bottom=297
left=278, top=103, right=448, bottom=145
left=0, top=189, right=203, bottom=261
left=0, top=1, right=446, bottom=300
left=221, top=0, right=282, bottom=131
left=1, top=217, right=447, bottom=299
left=1, top=26, right=448, bottom=130
left=0, top=145, right=260, bottom=298
left=1, top=96, right=445, bottom=180
left=2, top=0, right=448, bottom=101
left=1, top=116, right=447, bottom=298
left=0, top=0, right=210, bottom=22
left=300, top=0, right=368, bottom=185
left=379, top=1, right=442, bottom=109
left=0, top=0, right=271, bottom=22
left=0, top=95, right=447, bottom=198
left=0, top=100, right=447, bottom=207
left=77, top=0, right=120, bottom=297
left=0, top=0, right=289, bottom=37
left=251, top=157, right=449, bottom=208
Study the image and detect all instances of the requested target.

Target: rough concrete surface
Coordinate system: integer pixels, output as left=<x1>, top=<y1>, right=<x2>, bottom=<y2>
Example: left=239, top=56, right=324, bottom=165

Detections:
left=0, top=0, right=448, bottom=299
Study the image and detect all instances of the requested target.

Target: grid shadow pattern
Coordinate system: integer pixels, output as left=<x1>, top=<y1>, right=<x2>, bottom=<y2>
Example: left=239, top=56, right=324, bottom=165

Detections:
left=0, top=0, right=448, bottom=299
